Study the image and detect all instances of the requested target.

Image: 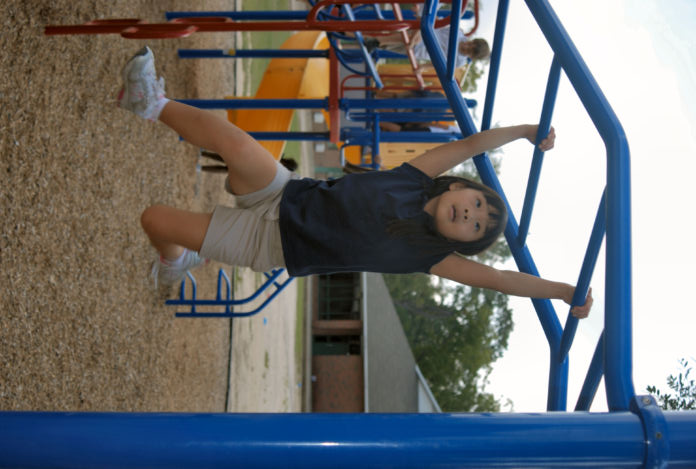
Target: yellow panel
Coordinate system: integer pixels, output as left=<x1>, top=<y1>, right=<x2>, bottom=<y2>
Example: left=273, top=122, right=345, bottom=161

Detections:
left=227, top=31, right=328, bottom=159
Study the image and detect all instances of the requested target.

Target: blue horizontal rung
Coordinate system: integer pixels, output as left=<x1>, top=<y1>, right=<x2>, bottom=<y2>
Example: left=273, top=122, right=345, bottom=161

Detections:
left=575, top=332, right=605, bottom=411
left=178, top=98, right=328, bottom=110
left=559, top=191, right=606, bottom=361
left=517, top=56, right=561, bottom=245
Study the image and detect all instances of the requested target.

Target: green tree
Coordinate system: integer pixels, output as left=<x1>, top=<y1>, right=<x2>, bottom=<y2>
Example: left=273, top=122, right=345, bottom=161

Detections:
left=460, top=60, right=485, bottom=94
left=647, top=358, right=696, bottom=411
left=385, top=271, right=513, bottom=412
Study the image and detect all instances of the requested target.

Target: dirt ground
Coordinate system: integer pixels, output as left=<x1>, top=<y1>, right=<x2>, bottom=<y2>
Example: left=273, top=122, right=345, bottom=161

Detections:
left=1, top=1, right=301, bottom=413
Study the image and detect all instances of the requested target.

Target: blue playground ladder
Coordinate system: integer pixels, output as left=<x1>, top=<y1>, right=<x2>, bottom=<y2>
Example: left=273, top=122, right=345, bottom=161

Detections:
left=167, top=268, right=294, bottom=318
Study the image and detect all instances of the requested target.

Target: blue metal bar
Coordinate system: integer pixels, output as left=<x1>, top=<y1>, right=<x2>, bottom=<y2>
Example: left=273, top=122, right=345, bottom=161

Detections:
left=331, top=43, right=383, bottom=77
left=480, top=0, right=510, bottom=131
left=216, top=269, right=232, bottom=315
left=177, top=49, right=328, bottom=59
left=176, top=271, right=198, bottom=314
left=517, top=56, right=561, bottom=245
left=175, top=276, right=294, bottom=318
left=525, top=0, right=634, bottom=412
left=343, top=98, right=459, bottom=109
left=2, top=411, right=695, bottom=468
left=559, top=191, right=606, bottom=361
left=446, top=0, right=463, bottom=80
left=177, top=98, right=328, bottom=109
left=169, top=269, right=285, bottom=308
left=246, top=131, right=330, bottom=141
left=348, top=112, right=457, bottom=122
left=575, top=332, right=604, bottom=411
left=343, top=129, right=461, bottom=144
left=340, top=48, right=408, bottom=62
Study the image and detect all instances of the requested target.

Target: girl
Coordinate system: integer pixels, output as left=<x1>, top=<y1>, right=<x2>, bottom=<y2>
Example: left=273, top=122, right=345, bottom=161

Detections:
left=119, top=47, right=592, bottom=319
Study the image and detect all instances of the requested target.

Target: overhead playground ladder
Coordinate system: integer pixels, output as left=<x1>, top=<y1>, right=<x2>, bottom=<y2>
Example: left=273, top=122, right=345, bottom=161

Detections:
left=4, top=0, right=695, bottom=467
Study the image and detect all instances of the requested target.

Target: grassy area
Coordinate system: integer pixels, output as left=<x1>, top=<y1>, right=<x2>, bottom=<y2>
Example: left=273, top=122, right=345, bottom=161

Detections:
left=241, top=0, right=293, bottom=97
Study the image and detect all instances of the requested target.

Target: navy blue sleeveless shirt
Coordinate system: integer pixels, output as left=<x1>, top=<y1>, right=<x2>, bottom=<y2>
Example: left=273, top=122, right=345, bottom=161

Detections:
left=278, top=163, right=451, bottom=276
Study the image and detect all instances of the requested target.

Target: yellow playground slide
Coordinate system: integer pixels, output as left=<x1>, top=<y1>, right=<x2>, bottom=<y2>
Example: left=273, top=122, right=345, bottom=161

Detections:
left=227, top=31, right=330, bottom=159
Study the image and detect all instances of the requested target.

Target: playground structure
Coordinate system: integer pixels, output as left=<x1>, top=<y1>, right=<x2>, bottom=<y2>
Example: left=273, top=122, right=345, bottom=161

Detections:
left=2, top=0, right=694, bottom=467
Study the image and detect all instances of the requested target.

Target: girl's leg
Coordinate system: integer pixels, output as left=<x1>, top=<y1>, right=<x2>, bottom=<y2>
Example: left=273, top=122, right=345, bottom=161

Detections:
left=140, top=204, right=212, bottom=260
left=158, top=101, right=278, bottom=196
left=119, top=46, right=279, bottom=196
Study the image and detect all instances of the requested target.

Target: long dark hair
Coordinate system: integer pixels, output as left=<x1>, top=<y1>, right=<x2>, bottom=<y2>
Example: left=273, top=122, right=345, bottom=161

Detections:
left=387, top=175, right=508, bottom=257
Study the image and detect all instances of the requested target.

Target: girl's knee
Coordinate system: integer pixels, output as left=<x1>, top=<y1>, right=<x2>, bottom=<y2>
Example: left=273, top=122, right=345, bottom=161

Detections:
left=140, top=204, right=168, bottom=235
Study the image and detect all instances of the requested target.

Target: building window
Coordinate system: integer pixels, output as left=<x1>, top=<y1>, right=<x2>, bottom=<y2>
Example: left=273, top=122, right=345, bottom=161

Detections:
left=317, top=272, right=361, bottom=320
left=313, top=335, right=362, bottom=355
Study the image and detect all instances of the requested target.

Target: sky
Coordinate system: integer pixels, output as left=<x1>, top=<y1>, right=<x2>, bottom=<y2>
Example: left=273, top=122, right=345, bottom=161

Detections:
left=461, top=0, right=696, bottom=411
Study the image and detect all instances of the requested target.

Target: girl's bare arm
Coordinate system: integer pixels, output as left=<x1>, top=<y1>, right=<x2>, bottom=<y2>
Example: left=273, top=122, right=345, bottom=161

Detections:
left=408, top=124, right=555, bottom=178
left=430, top=253, right=593, bottom=318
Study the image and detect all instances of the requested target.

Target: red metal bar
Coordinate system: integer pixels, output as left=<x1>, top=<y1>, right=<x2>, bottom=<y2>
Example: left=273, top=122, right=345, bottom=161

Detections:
left=121, top=24, right=198, bottom=39
left=44, top=1, right=470, bottom=37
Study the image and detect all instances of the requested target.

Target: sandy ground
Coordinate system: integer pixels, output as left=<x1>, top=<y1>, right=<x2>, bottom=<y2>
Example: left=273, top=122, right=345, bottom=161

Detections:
left=1, top=1, right=302, bottom=413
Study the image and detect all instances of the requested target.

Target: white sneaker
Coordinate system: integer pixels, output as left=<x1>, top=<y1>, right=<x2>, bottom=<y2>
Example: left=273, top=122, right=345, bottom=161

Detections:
left=150, top=249, right=206, bottom=288
left=118, top=46, right=166, bottom=120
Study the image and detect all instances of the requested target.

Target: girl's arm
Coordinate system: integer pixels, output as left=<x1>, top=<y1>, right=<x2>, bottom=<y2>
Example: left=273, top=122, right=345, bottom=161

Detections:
left=409, top=124, right=555, bottom=178
left=430, top=254, right=593, bottom=318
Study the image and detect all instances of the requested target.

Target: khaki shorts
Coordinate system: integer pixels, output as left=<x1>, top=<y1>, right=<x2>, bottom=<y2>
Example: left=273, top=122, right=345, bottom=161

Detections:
left=199, top=161, right=297, bottom=272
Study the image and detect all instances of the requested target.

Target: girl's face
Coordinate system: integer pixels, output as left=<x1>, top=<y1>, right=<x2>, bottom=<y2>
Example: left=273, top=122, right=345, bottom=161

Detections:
left=424, top=183, right=493, bottom=242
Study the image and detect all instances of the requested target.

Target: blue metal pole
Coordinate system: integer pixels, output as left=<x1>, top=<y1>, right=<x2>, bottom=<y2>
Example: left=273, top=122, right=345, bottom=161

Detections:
left=446, top=0, right=463, bottom=80
left=177, top=49, right=328, bottom=59
left=177, top=98, right=328, bottom=109
left=480, top=0, right=510, bottom=131
left=246, top=131, right=330, bottom=141
left=3, top=411, right=696, bottom=469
